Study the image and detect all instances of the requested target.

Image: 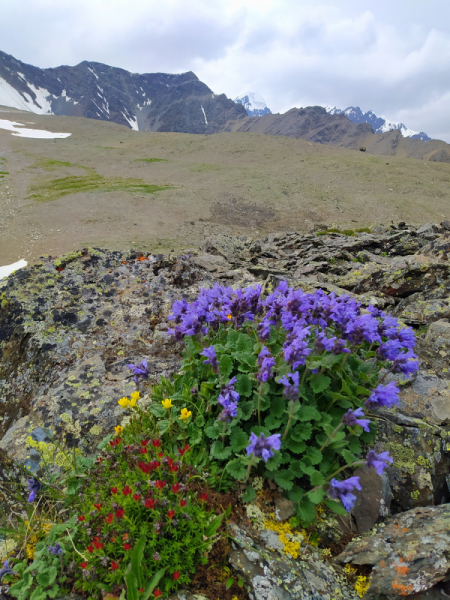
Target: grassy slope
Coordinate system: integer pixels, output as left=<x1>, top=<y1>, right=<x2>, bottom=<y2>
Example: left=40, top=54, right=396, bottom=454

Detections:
left=0, top=108, right=449, bottom=265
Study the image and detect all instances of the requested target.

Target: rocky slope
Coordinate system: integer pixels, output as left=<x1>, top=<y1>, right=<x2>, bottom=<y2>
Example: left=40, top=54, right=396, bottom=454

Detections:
left=1, top=221, right=450, bottom=598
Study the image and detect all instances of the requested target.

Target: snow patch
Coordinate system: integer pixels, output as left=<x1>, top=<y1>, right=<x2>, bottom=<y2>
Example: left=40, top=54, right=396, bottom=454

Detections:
left=0, top=118, right=71, bottom=138
left=201, top=105, right=208, bottom=125
left=121, top=111, right=139, bottom=131
left=235, top=92, right=271, bottom=117
left=0, top=259, right=27, bottom=280
left=88, top=67, right=99, bottom=79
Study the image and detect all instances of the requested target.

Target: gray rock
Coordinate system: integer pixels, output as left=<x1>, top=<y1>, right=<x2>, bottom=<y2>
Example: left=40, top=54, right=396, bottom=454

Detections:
left=417, top=223, right=438, bottom=236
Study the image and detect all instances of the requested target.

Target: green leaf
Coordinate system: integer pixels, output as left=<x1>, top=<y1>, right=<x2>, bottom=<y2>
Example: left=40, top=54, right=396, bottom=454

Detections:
left=235, top=374, right=253, bottom=397
left=234, top=333, right=254, bottom=353
left=309, top=470, right=325, bottom=486
left=309, top=374, right=331, bottom=394
left=205, top=424, right=222, bottom=439
left=131, top=535, right=146, bottom=589
left=210, top=441, right=232, bottom=460
left=242, top=486, right=256, bottom=503
left=305, top=447, right=323, bottom=465
left=288, top=487, right=305, bottom=502
left=30, top=590, right=47, bottom=600
left=290, top=423, right=312, bottom=441
left=187, top=423, right=203, bottom=445
left=273, top=468, right=294, bottom=490
left=125, top=563, right=139, bottom=600
left=324, top=498, right=348, bottom=516
left=219, top=355, right=233, bottom=379
left=149, top=404, right=166, bottom=418
left=157, top=419, right=170, bottom=435
left=36, top=571, right=50, bottom=587
left=340, top=449, right=358, bottom=465
left=356, top=385, right=371, bottom=397
left=287, top=439, right=306, bottom=453
left=270, top=394, right=286, bottom=417
left=230, top=427, right=249, bottom=453
left=264, top=413, right=282, bottom=430
left=141, top=569, right=166, bottom=600
left=226, top=458, right=247, bottom=480
left=306, top=488, right=326, bottom=504
left=47, top=586, right=59, bottom=599
left=298, top=461, right=316, bottom=477
left=296, top=498, right=316, bottom=524
left=205, top=513, right=223, bottom=537
left=298, top=405, right=321, bottom=422
left=264, top=451, right=283, bottom=472
left=226, top=329, right=240, bottom=347
left=226, top=578, right=234, bottom=590
left=195, top=414, right=206, bottom=428
left=238, top=400, right=254, bottom=420
left=347, top=437, right=362, bottom=456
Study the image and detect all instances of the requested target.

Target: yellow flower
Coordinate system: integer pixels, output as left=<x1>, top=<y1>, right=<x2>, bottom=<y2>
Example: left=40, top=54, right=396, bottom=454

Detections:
left=179, top=408, right=192, bottom=421
left=226, top=313, right=232, bottom=320
left=118, top=397, right=129, bottom=408
left=162, top=398, right=173, bottom=410
left=114, top=425, right=124, bottom=435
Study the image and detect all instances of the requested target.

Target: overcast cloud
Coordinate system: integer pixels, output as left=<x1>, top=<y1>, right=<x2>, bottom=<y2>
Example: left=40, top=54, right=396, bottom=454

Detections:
left=1, top=0, right=450, bottom=141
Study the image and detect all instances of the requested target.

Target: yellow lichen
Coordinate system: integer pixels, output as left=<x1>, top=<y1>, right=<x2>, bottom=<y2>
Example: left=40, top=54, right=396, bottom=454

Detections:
left=264, top=514, right=303, bottom=559
left=355, top=576, right=370, bottom=597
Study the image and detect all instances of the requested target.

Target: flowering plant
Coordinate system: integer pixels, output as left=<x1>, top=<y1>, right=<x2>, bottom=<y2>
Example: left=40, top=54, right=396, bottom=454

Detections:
left=151, top=281, right=418, bottom=523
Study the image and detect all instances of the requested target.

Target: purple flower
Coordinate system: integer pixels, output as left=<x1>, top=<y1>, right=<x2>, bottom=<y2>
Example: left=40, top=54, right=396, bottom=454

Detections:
left=201, top=346, right=219, bottom=373
left=48, top=542, right=63, bottom=555
left=126, top=359, right=149, bottom=382
left=332, top=339, right=350, bottom=355
left=364, top=381, right=399, bottom=410
left=217, top=377, right=240, bottom=412
left=283, top=326, right=312, bottom=369
left=365, top=450, right=393, bottom=475
left=391, top=349, right=419, bottom=377
left=0, top=559, right=16, bottom=579
left=396, top=326, right=416, bottom=350
left=279, top=371, right=300, bottom=401
left=246, top=432, right=281, bottom=462
left=27, top=477, right=42, bottom=503
left=377, top=339, right=403, bottom=361
left=344, top=315, right=381, bottom=345
left=218, top=403, right=238, bottom=422
left=314, top=331, right=337, bottom=352
left=328, top=476, right=362, bottom=512
left=377, top=314, right=400, bottom=339
left=341, top=408, right=370, bottom=432
left=256, top=346, right=276, bottom=382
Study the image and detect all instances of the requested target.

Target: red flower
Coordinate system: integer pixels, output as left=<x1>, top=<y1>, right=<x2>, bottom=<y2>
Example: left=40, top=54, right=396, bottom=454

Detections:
left=95, top=457, right=103, bottom=463
left=139, top=589, right=144, bottom=593
left=93, top=541, right=104, bottom=550
left=180, top=499, right=187, bottom=507
left=172, top=483, right=180, bottom=493
left=152, top=461, right=161, bottom=469
left=141, top=440, right=150, bottom=446
left=122, top=485, right=132, bottom=496
left=123, top=543, right=132, bottom=551
left=87, top=545, right=94, bottom=553
left=140, top=447, right=148, bottom=454
left=93, top=503, right=102, bottom=510
left=167, top=510, right=175, bottom=519
left=111, top=487, right=118, bottom=494
left=111, top=537, right=116, bottom=542
left=111, top=560, right=120, bottom=570
left=78, top=515, right=85, bottom=522
left=152, top=439, right=161, bottom=448
left=155, top=480, right=166, bottom=490
left=109, top=438, right=121, bottom=447
left=145, top=498, right=155, bottom=509
left=154, top=590, right=162, bottom=597
left=115, top=508, right=125, bottom=519
left=169, top=464, right=178, bottom=473
left=80, top=561, right=88, bottom=569
left=179, top=444, right=190, bottom=456
left=137, top=461, right=152, bottom=474
left=105, top=513, right=114, bottom=524
left=158, top=452, right=164, bottom=458
left=173, top=571, right=180, bottom=580
left=199, top=493, right=208, bottom=501
left=133, top=493, right=141, bottom=501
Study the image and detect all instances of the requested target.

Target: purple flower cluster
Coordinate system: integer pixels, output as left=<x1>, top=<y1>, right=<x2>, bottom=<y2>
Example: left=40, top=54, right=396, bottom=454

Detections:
left=256, top=347, right=276, bottom=382
left=279, top=372, right=300, bottom=401
left=364, top=381, right=400, bottom=410
left=27, top=477, right=41, bottom=503
left=246, top=432, right=281, bottom=462
left=217, top=377, right=240, bottom=422
left=201, top=345, right=219, bottom=373
left=0, top=560, right=16, bottom=579
left=328, top=476, right=362, bottom=511
left=48, top=542, right=63, bottom=555
left=342, top=408, right=370, bottom=432
left=126, top=358, right=149, bottom=383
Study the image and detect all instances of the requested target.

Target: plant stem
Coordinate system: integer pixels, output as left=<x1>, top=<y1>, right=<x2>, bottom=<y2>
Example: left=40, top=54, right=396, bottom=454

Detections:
left=319, top=422, right=344, bottom=452
left=244, top=455, right=257, bottom=482
left=257, top=382, right=264, bottom=426
left=281, top=400, right=295, bottom=441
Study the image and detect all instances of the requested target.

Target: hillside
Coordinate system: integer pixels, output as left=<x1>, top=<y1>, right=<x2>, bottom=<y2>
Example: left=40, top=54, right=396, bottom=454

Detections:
left=0, top=106, right=449, bottom=267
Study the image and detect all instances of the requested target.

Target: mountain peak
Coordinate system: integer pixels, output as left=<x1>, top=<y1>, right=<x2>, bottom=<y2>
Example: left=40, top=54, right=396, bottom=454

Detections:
left=234, top=92, right=271, bottom=117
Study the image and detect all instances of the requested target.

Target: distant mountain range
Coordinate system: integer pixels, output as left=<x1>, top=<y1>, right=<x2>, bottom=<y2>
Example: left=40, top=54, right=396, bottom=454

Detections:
left=1, top=50, right=449, bottom=163
left=326, top=106, right=431, bottom=141
left=234, top=93, right=271, bottom=117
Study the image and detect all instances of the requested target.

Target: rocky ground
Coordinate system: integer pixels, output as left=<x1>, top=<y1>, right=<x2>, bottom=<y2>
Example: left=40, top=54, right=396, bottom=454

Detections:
left=1, top=221, right=450, bottom=599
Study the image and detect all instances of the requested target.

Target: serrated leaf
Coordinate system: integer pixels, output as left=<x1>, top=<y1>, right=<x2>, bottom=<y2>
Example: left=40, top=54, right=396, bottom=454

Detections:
left=270, top=394, right=286, bottom=417
left=356, top=385, right=371, bottom=397
left=187, top=423, right=203, bottom=446
left=309, top=470, right=325, bottom=486
left=234, top=333, right=254, bottom=353
left=264, top=413, right=282, bottom=430
left=287, top=439, right=306, bottom=454
left=238, top=400, right=254, bottom=420
left=340, top=449, right=358, bottom=465
left=291, top=423, right=312, bottom=441
left=226, top=458, right=247, bottom=480
left=194, top=414, right=205, bottom=428
left=210, top=441, right=232, bottom=460
left=296, top=498, right=316, bottom=524
left=298, top=405, right=321, bottom=422
left=273, top=468, right=294, bottom=490
left=219, top=355, right=234, bottom=379
left=305, top=447, right=323, bottom=465
left=230, top=427, right=249, bottom=453
left=264, top=451, right=283, bottom=472
left=288, top=487, right=305, bottom=502
left=298, top=461, right=316, bottom=476
left=309, top=374, right=331, bottom=394
left=205, top=424, right=221, bottom=439
left=149, top=404, right=166, bottom=418
left=235, top=374, right=253, bottom=397
left=242, top=486, right=256, bottom=503
left=306, top=488, right=326, bottom=504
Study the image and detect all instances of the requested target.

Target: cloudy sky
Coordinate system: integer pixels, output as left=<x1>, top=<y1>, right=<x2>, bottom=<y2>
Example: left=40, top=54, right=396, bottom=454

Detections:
left=2, top=0, right=450, bottom=141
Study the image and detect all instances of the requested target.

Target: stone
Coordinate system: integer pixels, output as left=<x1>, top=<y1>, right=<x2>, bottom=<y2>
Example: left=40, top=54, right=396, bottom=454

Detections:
left=417, top=223, right=438, bottom=236
left=349, top=466, right=392, bottom=534
left=334, top=504, right=450, bottom=598
left=191, top=253, right=229, bottom=272
left=441, top=220, right=450, bottom=231
left=274, top=496, right=296, bottom=521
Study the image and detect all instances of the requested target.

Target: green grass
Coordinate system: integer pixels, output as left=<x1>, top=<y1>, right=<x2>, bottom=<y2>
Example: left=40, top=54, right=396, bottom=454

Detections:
left=133, top=158, right=169, bottom=163
left=33, top=157, right=83, bottom=171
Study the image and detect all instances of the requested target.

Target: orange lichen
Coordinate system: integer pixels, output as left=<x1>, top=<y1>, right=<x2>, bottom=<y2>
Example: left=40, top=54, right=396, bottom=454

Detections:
left=393, top=557, right=410, bottom=576
left=391, top=580, right=414, bottom=595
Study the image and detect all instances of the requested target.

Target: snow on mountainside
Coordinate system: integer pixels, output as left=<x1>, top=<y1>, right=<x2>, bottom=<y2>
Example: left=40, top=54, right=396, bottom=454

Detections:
left=0, top=50, right=247, bottom=133
left=234, top=92, right=271, bottom=117
left=326, top=106, right=430, bottom=141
